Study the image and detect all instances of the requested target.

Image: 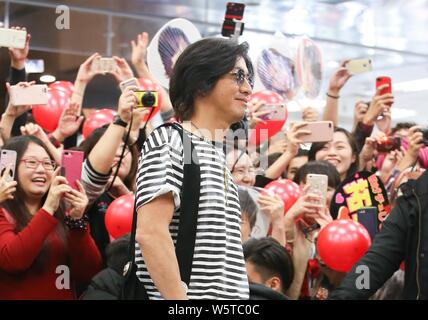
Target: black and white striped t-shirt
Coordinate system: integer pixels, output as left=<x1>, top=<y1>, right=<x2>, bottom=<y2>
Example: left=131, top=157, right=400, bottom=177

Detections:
left=135, top=125, right=249, bottom=300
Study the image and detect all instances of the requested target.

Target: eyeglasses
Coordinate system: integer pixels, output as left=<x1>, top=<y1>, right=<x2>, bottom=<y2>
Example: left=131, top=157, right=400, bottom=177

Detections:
left=20, top=158, right=56, bottom=171
left=230, top=69, right=254, bottom=88
left=233, top=167, right=257, bottom=177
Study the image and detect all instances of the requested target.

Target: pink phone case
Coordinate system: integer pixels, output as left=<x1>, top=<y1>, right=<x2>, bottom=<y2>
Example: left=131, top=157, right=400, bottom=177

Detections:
left=9, top=84, right=48, bottom=106
left=0, top=149, right=17, bottom=182
left=300, top=121, right=334, bottom=143
left=61, top=150, right=84, bottom=190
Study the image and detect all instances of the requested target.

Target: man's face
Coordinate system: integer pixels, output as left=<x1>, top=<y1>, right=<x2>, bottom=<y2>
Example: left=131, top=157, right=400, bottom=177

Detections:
left=203, top=57, right=252, bottom=125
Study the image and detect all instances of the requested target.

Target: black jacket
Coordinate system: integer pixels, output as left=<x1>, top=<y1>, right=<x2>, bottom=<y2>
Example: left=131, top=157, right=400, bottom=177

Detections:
left=330, top=170, right=428, bottom=300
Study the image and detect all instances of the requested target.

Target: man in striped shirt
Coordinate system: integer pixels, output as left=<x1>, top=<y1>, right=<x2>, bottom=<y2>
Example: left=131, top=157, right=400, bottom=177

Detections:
left=134, top=37, right=254, bottom=299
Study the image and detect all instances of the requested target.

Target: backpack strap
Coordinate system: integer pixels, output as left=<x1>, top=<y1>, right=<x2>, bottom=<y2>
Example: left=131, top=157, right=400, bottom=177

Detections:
left=122, top=122, right=200, bottom=299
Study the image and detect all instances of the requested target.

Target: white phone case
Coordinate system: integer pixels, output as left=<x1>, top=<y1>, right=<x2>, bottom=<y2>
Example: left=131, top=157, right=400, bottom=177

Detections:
left=0, top=28, right=26, bottom=49
left=9, top=84, right=49, bottom=106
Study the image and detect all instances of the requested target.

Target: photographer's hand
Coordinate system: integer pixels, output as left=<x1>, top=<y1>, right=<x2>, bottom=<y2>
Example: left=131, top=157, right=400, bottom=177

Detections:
left=118, top=86, right=138, bottom=123
left=9, top=26, right=31, bottom=70
left=363, top=84, right=394, bottom=126
left=111, top=56, right=134, bottom=83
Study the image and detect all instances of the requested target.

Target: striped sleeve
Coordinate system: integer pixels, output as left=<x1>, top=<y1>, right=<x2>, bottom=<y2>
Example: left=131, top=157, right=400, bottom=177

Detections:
left=135, top=126, right=183, bottom=212
left=80, top=159, right=112, bottom=206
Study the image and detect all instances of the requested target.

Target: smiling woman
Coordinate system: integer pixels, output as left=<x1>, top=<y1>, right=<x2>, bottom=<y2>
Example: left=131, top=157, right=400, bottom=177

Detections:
left=308, top=127, right=359, bottom=182
left=0, top=135, right=102, bottom=300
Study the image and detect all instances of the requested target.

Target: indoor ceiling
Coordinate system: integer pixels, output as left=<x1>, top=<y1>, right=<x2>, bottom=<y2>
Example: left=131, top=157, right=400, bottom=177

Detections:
left=1, top=0, right=427, bottom=129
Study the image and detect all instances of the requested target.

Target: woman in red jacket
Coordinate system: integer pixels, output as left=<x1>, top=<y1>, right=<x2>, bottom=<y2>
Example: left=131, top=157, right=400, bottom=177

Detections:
left=0, top=135, right=102, bottom=299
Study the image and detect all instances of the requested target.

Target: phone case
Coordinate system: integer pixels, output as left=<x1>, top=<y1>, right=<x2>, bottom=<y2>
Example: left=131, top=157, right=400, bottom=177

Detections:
left=9, top=84, right=48, bottom=106
left=356, top=207, right=378, bottom=241
left=225, top=2, right=245, bottom=20
left=61, top=150, right=84, bottom=190
left=376, top=76, right=392, bottom=96
left=92, top=57, right=117, bottom=73
left=300, top=121, right=334, bottom=143
left=258, top=104, right=286, bottom=121
left=0, top=149, right=17, bottom=182
left=306, top=173, right=328, bottom=204
left=119, top=77, right=139, bottom=92
left=0, top=28, right=27, bottom=49
left=345, top=59, right=372, bottom=74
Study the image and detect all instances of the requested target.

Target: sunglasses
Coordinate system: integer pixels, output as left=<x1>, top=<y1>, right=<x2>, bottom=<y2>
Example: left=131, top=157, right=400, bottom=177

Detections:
left=229, top=69, right=254, bottom=88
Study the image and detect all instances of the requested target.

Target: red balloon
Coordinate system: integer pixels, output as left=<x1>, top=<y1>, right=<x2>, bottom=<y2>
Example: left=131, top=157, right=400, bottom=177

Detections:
left=263, top=179, right=302, bottom=213
left=48, top=81, right=74, bottom=98
left=137, top=77, right=161, bottom=122
left=105, top=194, right=135, bottom=239
left=317, top=220, right=372, bottom=272
left=82, top=109, right=117, bottom=139
left=248, top=90, right=287, bottom=146
left=32, top=88, right=69, bottom=132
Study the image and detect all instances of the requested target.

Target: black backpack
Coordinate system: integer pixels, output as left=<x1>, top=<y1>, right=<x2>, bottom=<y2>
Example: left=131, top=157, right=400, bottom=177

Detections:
left=120, top=122, right=200, bottom=300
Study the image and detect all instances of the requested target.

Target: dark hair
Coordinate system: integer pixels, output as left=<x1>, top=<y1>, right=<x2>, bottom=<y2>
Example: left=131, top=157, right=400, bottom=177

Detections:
left=293, top=160, right=341, bottom=189
left=169, top=37, right=253, bottom=121
left=243, top=237, right=294, bottom=293
left=308, top=127, right=358, bottom=180
left=238, top=187, right=257, bottom=230
left=77, top=125, right=138, bottom=191
left=391, top=122, right=417, bottom=136
left=1, top=136, right=68, bottom=270
left=158, top=26, right=191, bottom=77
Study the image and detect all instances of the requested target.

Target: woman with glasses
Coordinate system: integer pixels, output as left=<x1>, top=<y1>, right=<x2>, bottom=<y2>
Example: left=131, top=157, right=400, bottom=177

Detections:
left=0, top=136, right=102, bottom=299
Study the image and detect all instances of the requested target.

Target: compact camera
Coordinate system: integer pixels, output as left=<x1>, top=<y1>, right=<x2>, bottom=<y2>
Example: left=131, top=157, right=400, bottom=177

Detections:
left=135, top=90, right=158, bottom=108
left=376, top=136, right=401, bottom=153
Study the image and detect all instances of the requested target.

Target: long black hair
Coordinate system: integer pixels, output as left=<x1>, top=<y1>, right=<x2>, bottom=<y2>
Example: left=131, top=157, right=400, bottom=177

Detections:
left=169, top=37, right=254, bottom=121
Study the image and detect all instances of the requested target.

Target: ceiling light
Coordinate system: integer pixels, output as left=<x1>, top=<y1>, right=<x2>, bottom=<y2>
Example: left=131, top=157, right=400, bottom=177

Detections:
left=40, top=75, right=56, bottom=83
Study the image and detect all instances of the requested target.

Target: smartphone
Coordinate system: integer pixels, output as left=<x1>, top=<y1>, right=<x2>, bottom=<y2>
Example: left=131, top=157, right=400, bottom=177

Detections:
left=0, top=149, right=17, bottom=182
left=9, top=84, right=49, bottom=106
left=356, top=207, right=378, bottom=241
left=92, top=57, right=117, bottom=73
left=61, top=150, right=84, bottom=190
left=300, top=121, right=334, bottom=143
left=345, top=59, right=372, bottom=75
left=25, top=59, right=45, bottom=73
left=258, top=104, right=286, bottom=121
left=306, top=173, right=328, bottom=205
left=376, top=76, right=392, bottom=96
left=0, top=28, right=27, bottom=49
left=119, top=77, right=139, bottom=92
left=224, top=2, right=245, bottom=20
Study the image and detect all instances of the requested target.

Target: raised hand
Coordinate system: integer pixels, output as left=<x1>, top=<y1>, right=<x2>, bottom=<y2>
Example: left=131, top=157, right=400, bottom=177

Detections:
left=111, top=56, right=134, bottom=83
left=8, top=26, right=31, bottom=70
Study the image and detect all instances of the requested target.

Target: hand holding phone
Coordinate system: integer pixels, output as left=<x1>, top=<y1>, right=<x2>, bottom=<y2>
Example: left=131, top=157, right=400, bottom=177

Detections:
left=61, top=150, right=84, bottom=190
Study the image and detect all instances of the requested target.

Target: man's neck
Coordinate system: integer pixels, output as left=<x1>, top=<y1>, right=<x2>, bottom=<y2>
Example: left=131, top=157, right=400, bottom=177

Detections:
left=186, top=114, right=230, bottom=143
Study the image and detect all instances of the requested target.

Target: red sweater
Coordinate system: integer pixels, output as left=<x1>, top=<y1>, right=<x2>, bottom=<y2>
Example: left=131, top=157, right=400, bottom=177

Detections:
left=0, top=208, right=102, bottom=300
